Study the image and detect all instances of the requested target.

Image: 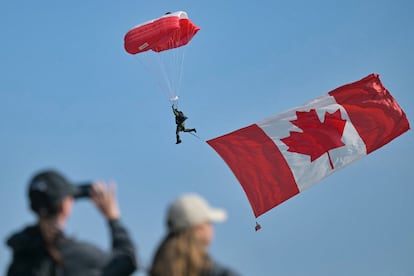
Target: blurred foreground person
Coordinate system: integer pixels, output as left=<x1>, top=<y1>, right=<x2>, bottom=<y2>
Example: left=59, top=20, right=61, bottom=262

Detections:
left=149, top=193, right=240, bottom=276
left=5, top=169, right=137, bottom=276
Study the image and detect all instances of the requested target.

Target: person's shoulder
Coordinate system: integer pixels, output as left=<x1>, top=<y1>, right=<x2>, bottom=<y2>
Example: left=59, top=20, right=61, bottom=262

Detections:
left=6, top=224, right=40, bottom=249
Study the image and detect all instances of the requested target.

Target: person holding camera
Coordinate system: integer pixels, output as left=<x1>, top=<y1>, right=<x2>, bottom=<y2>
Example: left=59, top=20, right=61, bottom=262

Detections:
left=5, top=169, right=137, bottom=276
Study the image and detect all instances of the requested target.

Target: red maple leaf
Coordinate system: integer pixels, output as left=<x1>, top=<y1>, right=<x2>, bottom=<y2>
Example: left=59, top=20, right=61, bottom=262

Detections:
left=280, top=109, right=346, bottom=169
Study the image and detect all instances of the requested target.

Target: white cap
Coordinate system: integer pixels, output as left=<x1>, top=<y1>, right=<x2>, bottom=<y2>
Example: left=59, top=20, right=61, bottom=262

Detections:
left=167, top=193, right=227, bottom=232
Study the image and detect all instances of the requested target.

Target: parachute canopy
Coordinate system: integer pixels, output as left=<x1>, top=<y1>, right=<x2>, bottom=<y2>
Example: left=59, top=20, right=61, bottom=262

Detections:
left=124, top=11, right=200, bottom=55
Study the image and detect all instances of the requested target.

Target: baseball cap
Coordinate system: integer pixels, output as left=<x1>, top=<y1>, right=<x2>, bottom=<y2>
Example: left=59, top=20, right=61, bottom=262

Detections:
left=28, top=169, right=87, bottom=214
left=167, top=193, right=227, bottom=232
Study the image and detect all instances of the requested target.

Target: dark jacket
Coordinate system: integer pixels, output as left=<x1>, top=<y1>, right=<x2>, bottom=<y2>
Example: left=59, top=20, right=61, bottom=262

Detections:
left=172, top=107, right=187, bottom=125
left=5, top=219, right=137, bottom=276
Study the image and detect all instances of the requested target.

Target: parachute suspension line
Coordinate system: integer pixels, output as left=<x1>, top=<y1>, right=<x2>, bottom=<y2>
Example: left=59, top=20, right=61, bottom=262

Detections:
left=135, top=55, right=170, bottom=103
left=165, top=46, right=185, bottom=102
left=155, top=46, right=186, bottom=104
left=169, top=48, right=179, bottom=99
left=156, top=54, right=175, bottom=101
left=176, top=49, right=186, bottom=101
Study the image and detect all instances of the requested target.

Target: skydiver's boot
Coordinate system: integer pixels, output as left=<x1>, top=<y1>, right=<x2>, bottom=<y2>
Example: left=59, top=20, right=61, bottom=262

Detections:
left=176, top=134, right=182, bottom=144
left=191, top=128, right=196, bottom=133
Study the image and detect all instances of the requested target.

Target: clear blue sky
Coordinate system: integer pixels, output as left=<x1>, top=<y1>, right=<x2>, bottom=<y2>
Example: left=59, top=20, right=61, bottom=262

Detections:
left=1, top=1, right=413, bottom=275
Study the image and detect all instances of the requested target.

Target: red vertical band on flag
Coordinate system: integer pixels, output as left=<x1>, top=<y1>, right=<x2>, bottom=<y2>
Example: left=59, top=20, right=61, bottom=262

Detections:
left=329, top=74, right=410, bottom=154
left=207, top=124, right=299, bottom=217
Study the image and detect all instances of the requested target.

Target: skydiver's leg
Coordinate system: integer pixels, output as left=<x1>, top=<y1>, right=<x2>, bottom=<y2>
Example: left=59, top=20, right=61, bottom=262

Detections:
left=183, top=128, right=196, bottom=133
left=176, top=126, right=182, bottom=144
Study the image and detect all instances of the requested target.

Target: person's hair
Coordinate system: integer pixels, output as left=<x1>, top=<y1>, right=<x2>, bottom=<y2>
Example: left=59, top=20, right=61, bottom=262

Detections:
left=149, top=228, right=212, bottom=276
left=37, top=200, right=64, bottom=265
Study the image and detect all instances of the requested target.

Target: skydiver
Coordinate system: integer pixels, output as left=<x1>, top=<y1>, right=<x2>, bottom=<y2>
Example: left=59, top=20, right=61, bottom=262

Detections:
left=172, top=105, right=196, bottom=144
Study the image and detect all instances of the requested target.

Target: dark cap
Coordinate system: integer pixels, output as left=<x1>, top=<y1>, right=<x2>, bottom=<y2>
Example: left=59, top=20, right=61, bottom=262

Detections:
left=28, top=170, right=81, bottom=214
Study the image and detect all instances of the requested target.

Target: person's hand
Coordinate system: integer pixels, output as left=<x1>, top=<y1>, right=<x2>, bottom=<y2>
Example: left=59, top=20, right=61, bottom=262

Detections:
left=90, top=181, right=120, bottom=221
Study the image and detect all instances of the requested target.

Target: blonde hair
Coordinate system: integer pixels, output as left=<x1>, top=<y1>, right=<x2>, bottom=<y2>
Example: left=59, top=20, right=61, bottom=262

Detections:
left=149, top=227, right=212, bottom=276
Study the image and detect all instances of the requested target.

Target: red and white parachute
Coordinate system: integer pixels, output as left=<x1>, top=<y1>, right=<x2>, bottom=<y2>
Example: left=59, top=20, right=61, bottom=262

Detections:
left=124, top=11, right=200, bottom=103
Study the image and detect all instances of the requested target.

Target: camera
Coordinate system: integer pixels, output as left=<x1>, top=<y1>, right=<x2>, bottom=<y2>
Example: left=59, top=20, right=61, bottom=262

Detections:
left=74, top=183, right=93, bottom=199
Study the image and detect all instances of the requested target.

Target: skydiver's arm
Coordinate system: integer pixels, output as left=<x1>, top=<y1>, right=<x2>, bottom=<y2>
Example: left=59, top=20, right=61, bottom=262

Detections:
left=172, top=106, right=179, bottom=116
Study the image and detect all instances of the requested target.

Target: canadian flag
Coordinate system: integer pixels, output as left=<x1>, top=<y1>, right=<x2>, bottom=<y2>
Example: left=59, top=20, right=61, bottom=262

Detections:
left=207, top=74, right=410, bottom=219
